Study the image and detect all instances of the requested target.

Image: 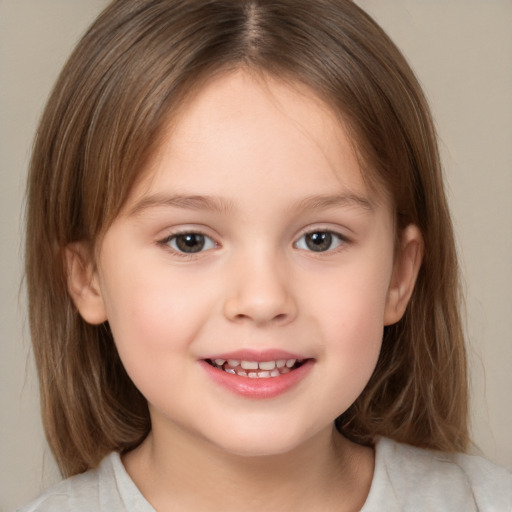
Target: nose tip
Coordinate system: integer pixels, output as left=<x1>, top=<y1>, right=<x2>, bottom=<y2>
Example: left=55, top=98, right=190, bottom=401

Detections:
left=224, top=297, right=294, bottom=325
left=222, top=263, right=297, bottom=326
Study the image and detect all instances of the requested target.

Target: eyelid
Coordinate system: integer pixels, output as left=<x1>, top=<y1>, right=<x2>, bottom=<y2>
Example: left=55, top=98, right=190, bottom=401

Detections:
left=294, top=227, right=350, bottom=253
left=157, top=228, right=219, bottom=256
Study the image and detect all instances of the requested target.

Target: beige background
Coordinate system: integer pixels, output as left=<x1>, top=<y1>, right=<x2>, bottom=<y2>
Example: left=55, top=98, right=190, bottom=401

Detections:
left=1, top=0, right=511, bottom=509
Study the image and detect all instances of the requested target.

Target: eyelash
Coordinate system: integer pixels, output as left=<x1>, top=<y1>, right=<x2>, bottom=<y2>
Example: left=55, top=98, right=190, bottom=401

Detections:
left=157, top=231, right=217, bottom=258
left=294, top=230, right=348, bottom=253
left=157, top=228, right=349, bottom=256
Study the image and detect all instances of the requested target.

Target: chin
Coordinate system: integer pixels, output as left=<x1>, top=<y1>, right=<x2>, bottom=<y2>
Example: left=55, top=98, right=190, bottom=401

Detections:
left=203, top=420, right=322, bottom=459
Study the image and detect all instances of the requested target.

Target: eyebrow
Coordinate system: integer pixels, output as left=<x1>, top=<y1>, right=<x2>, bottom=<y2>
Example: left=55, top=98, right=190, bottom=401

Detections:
left=128, top=194, right=235, bottom=217
left=127, top=191, right=374, bottom=217
left=292, top=193, right=375, bottom=213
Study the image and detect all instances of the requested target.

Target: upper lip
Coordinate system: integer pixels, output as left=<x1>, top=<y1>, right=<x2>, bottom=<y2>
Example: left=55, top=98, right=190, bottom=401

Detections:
left=203, top=349, right=309, bottom=362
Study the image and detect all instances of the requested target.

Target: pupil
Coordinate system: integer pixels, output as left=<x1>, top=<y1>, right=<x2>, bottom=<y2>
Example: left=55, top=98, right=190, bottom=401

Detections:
left=306, top=232, right=332, bottom=252
left=176, top=234, right=205, bottom=253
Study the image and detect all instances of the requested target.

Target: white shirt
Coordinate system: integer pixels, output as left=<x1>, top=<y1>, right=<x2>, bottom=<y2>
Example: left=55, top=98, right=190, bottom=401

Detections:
left=18, top=437, right=512, bottom=511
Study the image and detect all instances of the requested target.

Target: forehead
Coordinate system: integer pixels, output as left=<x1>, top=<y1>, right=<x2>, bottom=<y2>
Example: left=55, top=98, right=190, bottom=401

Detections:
left=123, top=70, right=388, bottom=213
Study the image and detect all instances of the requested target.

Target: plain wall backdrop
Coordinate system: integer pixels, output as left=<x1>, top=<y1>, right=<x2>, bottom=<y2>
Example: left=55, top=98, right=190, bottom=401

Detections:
left=1, top=1, right=511, bottom=509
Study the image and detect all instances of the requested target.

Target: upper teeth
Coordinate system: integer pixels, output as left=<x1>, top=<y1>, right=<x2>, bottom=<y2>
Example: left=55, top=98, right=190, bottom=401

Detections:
left=214, top=359, right=298, bottom=370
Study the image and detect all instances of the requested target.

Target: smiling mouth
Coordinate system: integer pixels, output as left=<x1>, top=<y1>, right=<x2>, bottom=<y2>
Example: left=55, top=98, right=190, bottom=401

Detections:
left=205, top=358, right=307, bottom=378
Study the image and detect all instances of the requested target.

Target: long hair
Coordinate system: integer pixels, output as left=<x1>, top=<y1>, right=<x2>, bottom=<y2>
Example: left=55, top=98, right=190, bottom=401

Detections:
left=26, top=0, right=468, bottom=477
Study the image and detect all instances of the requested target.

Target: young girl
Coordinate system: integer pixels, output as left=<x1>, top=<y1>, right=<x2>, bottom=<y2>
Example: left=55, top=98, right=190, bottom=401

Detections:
left=20, top=0, right=511, bottom=510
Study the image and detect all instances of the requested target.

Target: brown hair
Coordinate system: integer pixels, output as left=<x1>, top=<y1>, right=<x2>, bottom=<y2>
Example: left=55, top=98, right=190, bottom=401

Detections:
left=26, top=0, right=468, bottom=477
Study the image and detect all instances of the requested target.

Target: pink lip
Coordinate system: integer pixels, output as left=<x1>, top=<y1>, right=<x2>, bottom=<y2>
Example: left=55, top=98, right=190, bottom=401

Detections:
left=205, top=349, right=306, bottom=362
left=200, top=357, right=314, bottom=399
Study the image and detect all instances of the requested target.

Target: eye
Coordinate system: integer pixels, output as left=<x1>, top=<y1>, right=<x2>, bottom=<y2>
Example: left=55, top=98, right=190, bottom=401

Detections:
left=165, top=232, right=216, bottom=254
left=295, top=230, right=345, bottom=253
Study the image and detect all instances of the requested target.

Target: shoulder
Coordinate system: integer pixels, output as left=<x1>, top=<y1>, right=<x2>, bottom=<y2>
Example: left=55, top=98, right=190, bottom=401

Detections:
left=16, top=463, right=103, bottom=512
left=362, top=437, right=512, bottom=511
left=16, top=452, right=154, bottom=512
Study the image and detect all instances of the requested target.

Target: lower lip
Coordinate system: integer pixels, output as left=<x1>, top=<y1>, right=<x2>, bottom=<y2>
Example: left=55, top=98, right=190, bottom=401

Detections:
left=200, top=360, right=314, bottom=399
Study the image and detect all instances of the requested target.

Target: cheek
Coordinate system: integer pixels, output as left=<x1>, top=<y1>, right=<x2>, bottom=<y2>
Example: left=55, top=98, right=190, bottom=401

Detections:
left=302, top=253, right=393, bottom=392
left=98, top=261, right=222, bottom=387
left=325, top=294, right=384, bottom=383
left=315, top=289, right=386, bottom=416
left=99, top=272, right=178, bottom=367
left=99, top=276, right=193, bottom=409
left=307, top=256, right=392, bottom=338
left=102, top=257, right=204, bottom=337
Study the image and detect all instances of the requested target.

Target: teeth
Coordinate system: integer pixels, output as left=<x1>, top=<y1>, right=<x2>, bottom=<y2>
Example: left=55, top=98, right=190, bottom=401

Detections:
left=236, top=359, right=297, bottom=370
left=212, top=357, right=304, bottom=377
left=240, top=360, right=259, bottom=370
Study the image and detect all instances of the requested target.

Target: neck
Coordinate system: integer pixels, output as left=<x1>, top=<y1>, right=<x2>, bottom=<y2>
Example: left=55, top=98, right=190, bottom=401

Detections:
left=124, top=424, right=374, bottom=512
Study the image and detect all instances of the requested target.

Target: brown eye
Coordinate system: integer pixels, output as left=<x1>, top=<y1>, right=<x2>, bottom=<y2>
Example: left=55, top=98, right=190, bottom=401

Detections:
left=295, top=231, right=344, bottom=252
left=168, top=233, right=215, bottom=253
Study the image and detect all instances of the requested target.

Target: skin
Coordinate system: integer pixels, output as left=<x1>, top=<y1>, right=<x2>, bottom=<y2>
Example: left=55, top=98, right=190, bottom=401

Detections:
left=68, top=70, right=423, bottom=511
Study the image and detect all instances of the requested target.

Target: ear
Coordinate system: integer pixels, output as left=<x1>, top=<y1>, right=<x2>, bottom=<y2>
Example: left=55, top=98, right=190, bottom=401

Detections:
left=65, top=242, right=108, bottom=325
left=384, top=224, right=424, bottom=326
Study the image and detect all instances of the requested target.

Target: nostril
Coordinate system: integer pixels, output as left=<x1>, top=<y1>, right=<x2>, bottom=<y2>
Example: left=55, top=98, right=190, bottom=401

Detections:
left=231, top=312, right=291, bottom=325
left=222, top=281, right=298, bottom=325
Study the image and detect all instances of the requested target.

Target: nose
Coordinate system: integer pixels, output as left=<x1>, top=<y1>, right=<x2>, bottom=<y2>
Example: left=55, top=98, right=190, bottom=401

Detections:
left=222, top=251, right=298, bottom=326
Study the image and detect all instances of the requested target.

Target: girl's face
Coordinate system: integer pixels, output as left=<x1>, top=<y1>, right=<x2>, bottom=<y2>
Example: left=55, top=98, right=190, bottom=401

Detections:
left=75, top=71, right=421, bottom=457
